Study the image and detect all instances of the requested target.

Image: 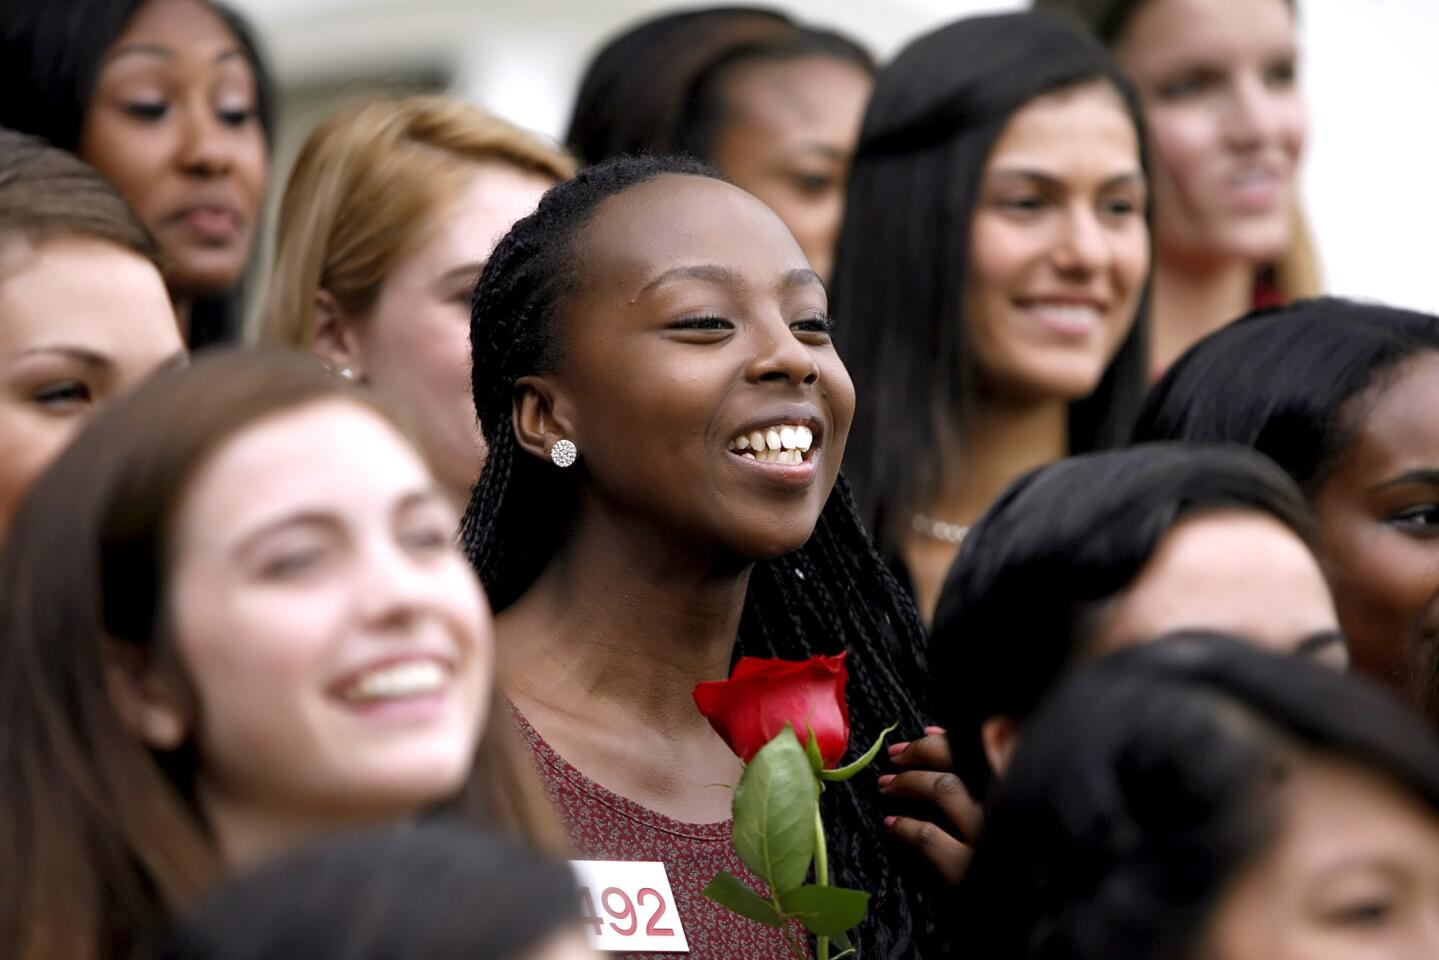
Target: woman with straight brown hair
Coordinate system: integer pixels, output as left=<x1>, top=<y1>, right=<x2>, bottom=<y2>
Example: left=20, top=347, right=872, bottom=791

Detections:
left=0, top=128, right=182, bottom=536
left=0, top=349, right=562, bottom=960
left=261, top=96, right=575, bottom=504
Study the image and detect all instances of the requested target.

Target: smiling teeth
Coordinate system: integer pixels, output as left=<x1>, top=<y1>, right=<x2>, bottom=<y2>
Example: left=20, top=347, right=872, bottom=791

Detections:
left=729, top=424, right=813, bottom=464
left=344, top=660, right=446, bottom=702
left=1031, top=303, right=1101, bottom=326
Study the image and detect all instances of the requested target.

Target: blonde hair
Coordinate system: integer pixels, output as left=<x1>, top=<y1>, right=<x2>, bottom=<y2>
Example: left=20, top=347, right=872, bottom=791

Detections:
left=261, top=96, right=575, bottom=348
left=1274, top=209, right=1323, bottom=301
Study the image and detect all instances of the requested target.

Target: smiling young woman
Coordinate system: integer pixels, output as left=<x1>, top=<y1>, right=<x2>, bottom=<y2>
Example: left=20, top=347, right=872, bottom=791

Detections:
left=1037, top=0, right=1319, bottom=374
left=461, top=155, right=932, bottom=959
left=1, top=0, right=273, bottom=346
left=830, top=11, right=1152, bottom=621
left=0, top=350, right=559, bottom=960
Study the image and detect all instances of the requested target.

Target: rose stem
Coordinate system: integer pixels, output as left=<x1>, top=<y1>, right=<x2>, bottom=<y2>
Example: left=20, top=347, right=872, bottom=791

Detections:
left=814, top=804, right=830, bottom=960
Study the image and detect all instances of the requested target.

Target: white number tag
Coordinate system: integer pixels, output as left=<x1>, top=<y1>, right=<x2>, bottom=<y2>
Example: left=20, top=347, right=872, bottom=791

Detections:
left=570, top=860, right=690, bottom=953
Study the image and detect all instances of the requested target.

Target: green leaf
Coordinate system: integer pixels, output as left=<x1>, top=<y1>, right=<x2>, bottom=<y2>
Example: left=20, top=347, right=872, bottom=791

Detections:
left=701, top=872, right=785, bottom=928
left=804, top=722, right=825, bottom=773
left=732, top=726, right=820, bottom=894
left=819, top=722, right=899, bottom=782
left=778, top=884, right=871, bottom=938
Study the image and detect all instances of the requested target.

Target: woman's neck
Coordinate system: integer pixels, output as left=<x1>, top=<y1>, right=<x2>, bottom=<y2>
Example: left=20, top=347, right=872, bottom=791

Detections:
left=924, top=398, right=1069, bottom=527
left=498, top=505, right=750, bottom=735
left=1150, top=254, right=1255, bottom=376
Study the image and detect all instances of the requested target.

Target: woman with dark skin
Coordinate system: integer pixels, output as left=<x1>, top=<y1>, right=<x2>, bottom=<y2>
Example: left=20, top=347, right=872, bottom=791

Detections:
left=1, top=0, right=272, bottom=346
left=463, top=155, right=930, bottom=958
left=1134, top=298, right=1439, bottom=721
left=566, top=7, right=873, bottom=283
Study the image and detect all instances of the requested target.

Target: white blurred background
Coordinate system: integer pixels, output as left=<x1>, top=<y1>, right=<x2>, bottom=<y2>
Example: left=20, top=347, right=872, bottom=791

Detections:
left=230, top=0, right=1439, bottom=314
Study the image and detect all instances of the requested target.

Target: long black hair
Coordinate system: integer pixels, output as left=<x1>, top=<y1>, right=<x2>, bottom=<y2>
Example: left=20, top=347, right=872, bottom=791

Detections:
left=0, top=0, right=275, bottom=348
left=930, top=443, right=1318, bottom=797
left=163, top=824, right=580, bottom=960
left=1133, top=298, right=1439, bottom=495
left=564, top=6, right=873, bottom=166
left=459, top=154, right=932, bottom=959
left=954, top=632, right=1439, bottom=960
left=830, top=11, right=1151, bottom=550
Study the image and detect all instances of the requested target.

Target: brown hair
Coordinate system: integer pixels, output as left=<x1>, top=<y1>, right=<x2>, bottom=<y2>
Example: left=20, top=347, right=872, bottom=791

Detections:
left=0, top=127, right=158, bottom=268
left=260, top=96, right=575, bottom=348
left=1034, top=0, right=1322, bottom=301
left=0, top=348, right=563, bottom=960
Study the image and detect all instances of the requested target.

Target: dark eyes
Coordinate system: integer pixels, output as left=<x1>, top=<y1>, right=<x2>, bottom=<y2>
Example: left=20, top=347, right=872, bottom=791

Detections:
left=123, top=101, right=168, bottom=120
left=1157, top=59, right=1297, bottom=100
left=1264, top=59, right=1298, bottom=89
left=1385, top=504, right=1439, bottom=536
left=789, top=172, right=836, bottom=197
left=995, top=195, right=1140, bottom=218
left=999, top=195, right=1047, bottom=213
left=123, top=101, right=256, bottom=127
left=792, top=315, right=835, bottom=335
left=1158, top=71, right=1216, bottom=101
left=666, top=315, right=835, bottom=335
left=669, top=316, right=733, bottom=332
left=1326, top=898, right=1395, bottom=927
left=32, top=380, right=92, bottom=411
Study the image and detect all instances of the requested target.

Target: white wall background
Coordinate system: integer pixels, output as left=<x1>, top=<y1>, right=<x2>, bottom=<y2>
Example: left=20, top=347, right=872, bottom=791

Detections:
left=231, top=0, right=1439, bottom=314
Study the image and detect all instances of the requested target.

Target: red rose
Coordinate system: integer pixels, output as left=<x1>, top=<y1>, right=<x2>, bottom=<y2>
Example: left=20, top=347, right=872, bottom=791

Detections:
left=693, top=654, right=851, bottom=767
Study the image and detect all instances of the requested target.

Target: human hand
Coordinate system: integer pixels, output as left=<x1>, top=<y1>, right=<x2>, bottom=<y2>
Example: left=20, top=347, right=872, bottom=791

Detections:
left=878, top=727, right=981, bottom=884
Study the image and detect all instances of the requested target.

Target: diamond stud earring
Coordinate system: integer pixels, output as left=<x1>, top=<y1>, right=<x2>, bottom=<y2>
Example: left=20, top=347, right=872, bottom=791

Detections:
left=550, top=439, right=578, bottom=468
left=339, top=367, right=355, bottom=381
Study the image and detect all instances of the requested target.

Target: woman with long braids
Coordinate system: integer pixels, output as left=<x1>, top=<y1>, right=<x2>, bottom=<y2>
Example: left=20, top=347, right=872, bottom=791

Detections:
left=461, top=154, right=930, bottom=958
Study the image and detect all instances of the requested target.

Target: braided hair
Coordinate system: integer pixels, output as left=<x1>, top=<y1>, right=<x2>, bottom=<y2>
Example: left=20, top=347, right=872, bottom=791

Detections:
left=459, top=154, right=932, bottom=959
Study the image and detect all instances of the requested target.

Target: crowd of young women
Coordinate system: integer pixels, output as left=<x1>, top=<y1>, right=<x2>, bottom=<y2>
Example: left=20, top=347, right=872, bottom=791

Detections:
left=2, top=1, right=1437, bottom=959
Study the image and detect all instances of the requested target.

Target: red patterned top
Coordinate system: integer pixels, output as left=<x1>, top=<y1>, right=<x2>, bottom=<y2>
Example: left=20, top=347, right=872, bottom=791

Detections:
left=513, top=706, right=810, bottom=960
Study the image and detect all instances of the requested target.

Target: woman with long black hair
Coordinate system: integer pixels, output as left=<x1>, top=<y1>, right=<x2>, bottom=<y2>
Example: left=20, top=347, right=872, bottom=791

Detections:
left=461, top=153, right=931, bottom=959
left=887, top=443, right=1343, bottom=889
left=0, top=0, right=273, bottom=347
left=956, top=633, right=1439, bottom=959
left=1134, top=298, right=1439, bottom=722
left=830, top=11, right=1152, bottom=620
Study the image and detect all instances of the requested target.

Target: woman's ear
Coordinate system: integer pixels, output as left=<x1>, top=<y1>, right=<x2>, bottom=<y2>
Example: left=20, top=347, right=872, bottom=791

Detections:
left=513, top=375, right=575, bottom=461
left=311, top=288, right=366, bottom=379
left=980, top=715, right=1018, bottom=779
left=103, top=640, right=190, bottom=751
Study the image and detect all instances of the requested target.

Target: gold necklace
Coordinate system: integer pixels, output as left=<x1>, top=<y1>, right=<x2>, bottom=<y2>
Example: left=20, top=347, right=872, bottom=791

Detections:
left=911, top=513, right=969, bottom=545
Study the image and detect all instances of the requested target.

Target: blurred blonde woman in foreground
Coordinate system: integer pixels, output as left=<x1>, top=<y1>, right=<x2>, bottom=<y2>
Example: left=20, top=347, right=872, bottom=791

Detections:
left=262, top=96, right=575, bottom=505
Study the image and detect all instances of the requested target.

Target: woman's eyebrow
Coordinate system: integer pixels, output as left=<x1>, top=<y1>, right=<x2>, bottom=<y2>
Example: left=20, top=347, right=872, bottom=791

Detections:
left=1374, top=469, right=1439, bottom=492
left=638, top=264, right=744, bottom=297
left=104, top=45, right=244, bottom=66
